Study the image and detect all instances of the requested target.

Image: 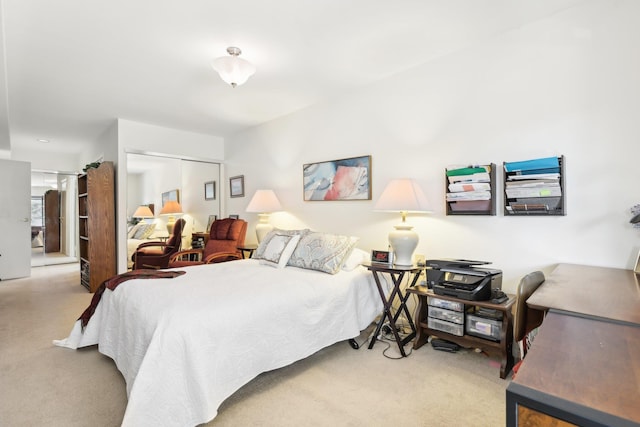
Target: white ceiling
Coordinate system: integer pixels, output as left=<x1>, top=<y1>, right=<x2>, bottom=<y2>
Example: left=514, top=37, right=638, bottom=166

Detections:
left=1, top=0, right=584, bottom=156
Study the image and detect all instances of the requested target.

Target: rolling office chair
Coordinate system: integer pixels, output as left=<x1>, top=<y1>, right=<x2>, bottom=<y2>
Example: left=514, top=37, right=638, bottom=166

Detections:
left=512, top=270, right=546, bottom=375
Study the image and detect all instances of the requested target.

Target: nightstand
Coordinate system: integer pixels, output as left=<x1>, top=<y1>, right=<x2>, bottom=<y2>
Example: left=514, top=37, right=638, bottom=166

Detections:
left=237, top=244, right=258, bottom=259
left=363, top=262, right=424, bottom=357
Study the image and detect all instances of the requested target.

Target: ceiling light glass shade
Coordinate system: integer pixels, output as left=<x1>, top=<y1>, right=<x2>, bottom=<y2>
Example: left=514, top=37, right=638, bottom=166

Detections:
left=375, top=179, right=431, bottom=266
left=246, top=190, right=282, bottom=242
left=212, top=47, right=256, bottom=88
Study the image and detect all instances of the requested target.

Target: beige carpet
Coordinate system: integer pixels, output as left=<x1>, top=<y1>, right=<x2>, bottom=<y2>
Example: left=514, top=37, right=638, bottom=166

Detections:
left=0, top=264, right=510, bottom=426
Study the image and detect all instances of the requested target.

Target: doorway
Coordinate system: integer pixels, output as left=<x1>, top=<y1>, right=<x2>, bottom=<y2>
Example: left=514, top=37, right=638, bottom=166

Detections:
left=31, top=171, right=78, bottom=267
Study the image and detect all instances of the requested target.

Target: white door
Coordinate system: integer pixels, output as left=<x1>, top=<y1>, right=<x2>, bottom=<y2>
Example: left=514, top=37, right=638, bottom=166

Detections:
left=0, top=159, right=31, bottom=280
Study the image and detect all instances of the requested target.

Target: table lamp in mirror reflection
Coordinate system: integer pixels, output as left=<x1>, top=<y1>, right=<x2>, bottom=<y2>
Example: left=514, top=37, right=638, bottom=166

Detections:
left=132, top=205, right=154, bottom=224
left=245, top=189, right=283, bottom=243
left=160, top=201, right=183, bottom=234
left=374, top=178, right=431, bottom=266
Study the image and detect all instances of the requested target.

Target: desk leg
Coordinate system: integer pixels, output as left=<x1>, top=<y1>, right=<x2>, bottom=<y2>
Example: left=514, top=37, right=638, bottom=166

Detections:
left=500, top=308, right=515, bottom=379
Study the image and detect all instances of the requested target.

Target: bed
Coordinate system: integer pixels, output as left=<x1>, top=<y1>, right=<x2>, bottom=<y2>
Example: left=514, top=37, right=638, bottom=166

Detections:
left=55, top=232, right=381, bottom=427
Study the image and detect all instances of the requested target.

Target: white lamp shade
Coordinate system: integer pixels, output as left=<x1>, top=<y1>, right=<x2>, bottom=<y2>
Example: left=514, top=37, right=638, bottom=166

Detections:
left=159, top=201, right=183, bottom=215
left=374, top=179, right=432, bottom=213
left=212, top=47, right=256, bottom=88
left=375, top=179, right=431, bottom=266
left=246, top=190, right=282, bottom=243
left=246, top=190, right=282, bottom=213
left=132, top=205, right=154, bottom=218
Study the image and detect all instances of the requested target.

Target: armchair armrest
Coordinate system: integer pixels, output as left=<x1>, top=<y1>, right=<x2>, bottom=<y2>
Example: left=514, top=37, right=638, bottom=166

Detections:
left=203, top=252, right=242, bottom=264
left=170, top=248, right=204, bottom=263
left=136, top=241, right=168, bottom=250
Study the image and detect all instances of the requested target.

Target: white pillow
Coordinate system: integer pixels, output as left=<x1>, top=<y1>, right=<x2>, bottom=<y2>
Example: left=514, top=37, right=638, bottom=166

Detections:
left=253, top=228, right=311, bottom=259
left=287, top=232, right=359, bottom=274
left=341, top=248, right=369, bottom=271
left=259, top=234, right=301, bottom=268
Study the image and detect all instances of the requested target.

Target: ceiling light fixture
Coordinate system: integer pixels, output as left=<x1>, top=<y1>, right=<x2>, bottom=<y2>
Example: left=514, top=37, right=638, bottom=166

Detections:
left=211, top=46, right=256, bottom=88
left=37, top=139, right=50, bottom=143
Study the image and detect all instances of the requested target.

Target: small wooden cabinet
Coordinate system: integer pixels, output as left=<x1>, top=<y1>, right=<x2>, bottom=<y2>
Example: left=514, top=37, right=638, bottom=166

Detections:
left=408, top=286, right=515, bottom=379
left=78, top=162, right=116, bottom=293
left=192, top=232, right=209, bottom=249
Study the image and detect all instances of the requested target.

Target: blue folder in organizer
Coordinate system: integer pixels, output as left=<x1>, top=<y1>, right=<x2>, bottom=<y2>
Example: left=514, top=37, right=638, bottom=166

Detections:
left=504, top=156, right=559, bottom=173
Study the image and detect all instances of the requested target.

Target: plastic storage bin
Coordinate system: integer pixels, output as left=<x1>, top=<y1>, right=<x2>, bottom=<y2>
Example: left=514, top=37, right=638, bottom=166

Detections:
left=428, top=317, right=464, bottom=336
left=427, top=296, right=464, bottom=312
left=466, top=314, right=502, bottom=341
left=428, top=306, right=464, bottom=325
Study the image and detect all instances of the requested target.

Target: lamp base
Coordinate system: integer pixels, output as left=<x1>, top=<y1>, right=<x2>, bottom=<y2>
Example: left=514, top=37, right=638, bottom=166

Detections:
left=388, top=224, right=418, bottom=266
left=255, top=214, right=273, bottom=243
left=166, top=216, right=176, bottom=234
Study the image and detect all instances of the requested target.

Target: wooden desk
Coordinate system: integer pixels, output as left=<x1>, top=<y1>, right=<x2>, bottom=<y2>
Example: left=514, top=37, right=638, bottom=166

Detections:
left=506, top=310, right=640, bottom=426
left=527, top=263, right=640, bottom=325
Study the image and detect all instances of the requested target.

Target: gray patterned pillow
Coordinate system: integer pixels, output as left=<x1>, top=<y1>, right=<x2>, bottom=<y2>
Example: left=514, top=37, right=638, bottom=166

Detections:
left=287, top=232, right=359, bottom=274
left=253, top=228, right=311, bottom=259
left=133, top=223, right=156, bottom=239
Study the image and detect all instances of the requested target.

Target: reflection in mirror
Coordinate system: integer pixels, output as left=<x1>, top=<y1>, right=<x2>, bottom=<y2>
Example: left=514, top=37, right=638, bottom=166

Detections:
left=126, top=153, right=221, bottom=270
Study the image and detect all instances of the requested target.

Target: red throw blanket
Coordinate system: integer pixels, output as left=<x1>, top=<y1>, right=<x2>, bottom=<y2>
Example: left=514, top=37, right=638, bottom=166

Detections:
left=78, top=269, right=186, bottom=330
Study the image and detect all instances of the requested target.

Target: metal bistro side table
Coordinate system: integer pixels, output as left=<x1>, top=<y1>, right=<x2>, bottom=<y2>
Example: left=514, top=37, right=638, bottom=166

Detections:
left=363, top=262, right=424, bottom=357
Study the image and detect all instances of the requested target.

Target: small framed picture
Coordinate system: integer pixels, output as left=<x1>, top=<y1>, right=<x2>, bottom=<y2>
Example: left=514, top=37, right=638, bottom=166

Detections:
left=230, top=175, right=244, bottom=198
left=229, top=214, right=239, bottom=219
left=206, top=215, right=217, bottom=232
left=634, top=249, right=640, bottom=274
left=204, top=181, right=216, bottom=200
left=371, top=250, right=390, bottom=264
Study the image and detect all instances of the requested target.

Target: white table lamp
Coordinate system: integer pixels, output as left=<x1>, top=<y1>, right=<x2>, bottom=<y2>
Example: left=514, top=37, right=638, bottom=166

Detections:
left=160, top=200, right=184, bottom=234
left=374, top=179, right=431, bottom=266
left=246, top=190, right=282, bottom=243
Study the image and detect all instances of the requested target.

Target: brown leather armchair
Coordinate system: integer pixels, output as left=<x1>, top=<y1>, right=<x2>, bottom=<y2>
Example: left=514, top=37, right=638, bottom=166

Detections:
left=169, top=218, right=247, bottom=268
left=132, top=218, right=186, bottom=270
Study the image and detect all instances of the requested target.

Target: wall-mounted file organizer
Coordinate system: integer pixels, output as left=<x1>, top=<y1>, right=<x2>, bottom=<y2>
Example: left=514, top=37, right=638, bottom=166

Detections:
left=503, top=155, right=565, bottom=216
left=445, top=163, right=496, bottom=215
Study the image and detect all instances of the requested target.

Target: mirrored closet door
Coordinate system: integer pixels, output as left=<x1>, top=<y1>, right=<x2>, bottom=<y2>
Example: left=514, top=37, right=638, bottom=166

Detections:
left=126, top=153, right=221, bottom=269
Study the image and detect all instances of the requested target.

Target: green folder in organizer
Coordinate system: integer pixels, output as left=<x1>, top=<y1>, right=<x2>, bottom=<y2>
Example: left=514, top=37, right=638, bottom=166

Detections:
left=446, top=166, right=489, bottom=177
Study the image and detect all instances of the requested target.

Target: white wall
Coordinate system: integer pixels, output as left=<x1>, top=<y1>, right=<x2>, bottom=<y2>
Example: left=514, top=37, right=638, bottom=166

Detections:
left=226, top=1, right=640, bottom=293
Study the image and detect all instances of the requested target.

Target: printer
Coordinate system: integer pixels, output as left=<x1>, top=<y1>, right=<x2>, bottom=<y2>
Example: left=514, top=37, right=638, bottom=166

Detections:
left=426, top=259, right=502, bottom=301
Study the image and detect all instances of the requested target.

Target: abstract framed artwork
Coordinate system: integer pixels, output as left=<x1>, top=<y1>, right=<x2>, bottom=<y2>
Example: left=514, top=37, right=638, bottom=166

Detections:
left=303, top=155, right=371, bottom=201
left=204, top=181, right=216, bottom=200
left=161, top=189, right=180, bottom=207
left=230, top=175, right=244, bottom=198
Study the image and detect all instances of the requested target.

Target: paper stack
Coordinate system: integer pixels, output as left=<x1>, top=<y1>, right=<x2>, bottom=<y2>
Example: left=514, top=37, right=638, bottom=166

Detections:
left=504, top=156, right=563, bottom=214
left=446, top=165, right=492, bottom=212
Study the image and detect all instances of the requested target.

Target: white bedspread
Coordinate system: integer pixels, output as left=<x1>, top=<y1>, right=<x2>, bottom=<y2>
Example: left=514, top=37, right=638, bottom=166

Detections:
left=54, top=259, right=382, bottom=426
